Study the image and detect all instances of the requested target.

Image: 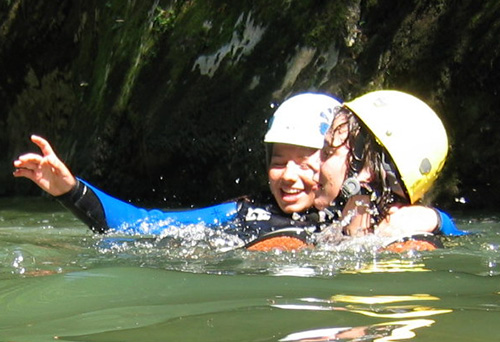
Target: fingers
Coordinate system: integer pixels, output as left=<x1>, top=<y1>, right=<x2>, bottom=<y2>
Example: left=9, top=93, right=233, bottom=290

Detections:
left=29, top=135, right=67, bottom=173
left=12, top=136, right=51, bottom=170
left=12, top=167, right=35, bottom=180
left=14, top=153, right=44, bottom=168
left=12, top=155, right=42, bottom=182
left=31, top=135, right=56, bottom=157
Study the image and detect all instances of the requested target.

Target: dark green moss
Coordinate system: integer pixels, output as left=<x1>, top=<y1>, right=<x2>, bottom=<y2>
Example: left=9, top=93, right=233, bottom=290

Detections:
left=3, top=0, right=500, bottom=209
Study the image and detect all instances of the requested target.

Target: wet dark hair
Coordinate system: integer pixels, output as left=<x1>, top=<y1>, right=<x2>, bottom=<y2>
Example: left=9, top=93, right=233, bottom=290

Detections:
left=330, top=108, right=409, bottom=225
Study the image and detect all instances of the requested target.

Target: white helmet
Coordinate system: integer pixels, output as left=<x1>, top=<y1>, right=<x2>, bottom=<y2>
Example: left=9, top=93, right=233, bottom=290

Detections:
left=264, top=93, right=341, bottom=149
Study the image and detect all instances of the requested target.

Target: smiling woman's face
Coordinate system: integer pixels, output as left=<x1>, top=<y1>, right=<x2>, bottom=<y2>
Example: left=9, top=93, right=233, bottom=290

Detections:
left=268, top=143, right=319, bottom=214
left=313, top=114, right=351, bottom=210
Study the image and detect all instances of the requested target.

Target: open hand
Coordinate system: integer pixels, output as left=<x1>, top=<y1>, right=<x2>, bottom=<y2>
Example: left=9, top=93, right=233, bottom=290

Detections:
left=13, top=135, right=76, bottom=196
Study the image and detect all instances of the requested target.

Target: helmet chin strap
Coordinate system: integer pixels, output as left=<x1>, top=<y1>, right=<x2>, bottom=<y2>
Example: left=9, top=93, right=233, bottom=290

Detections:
left=339, top=123, right=368, bottom=201
left=381, top=152, right=407, bottom=200
left=341, top=177, right=362, bottom=198
left=339, top=151, right=403, bottom=203
left=340, top=174, right=373, bottom=200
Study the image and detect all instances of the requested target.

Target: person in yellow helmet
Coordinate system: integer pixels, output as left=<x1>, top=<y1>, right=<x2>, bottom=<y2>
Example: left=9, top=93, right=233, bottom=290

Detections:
left=313, top=90, right=466, bottom=241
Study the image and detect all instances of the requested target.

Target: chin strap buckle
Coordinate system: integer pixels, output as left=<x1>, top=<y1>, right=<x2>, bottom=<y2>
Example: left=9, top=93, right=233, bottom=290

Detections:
left=341, top=177, right=362, bottom=198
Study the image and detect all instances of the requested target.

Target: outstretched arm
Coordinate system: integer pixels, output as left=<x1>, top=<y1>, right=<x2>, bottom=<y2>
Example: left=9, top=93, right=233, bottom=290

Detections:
left=13, top=135, right=243, bottom=236
left=13, top=135, right=76, bottom=196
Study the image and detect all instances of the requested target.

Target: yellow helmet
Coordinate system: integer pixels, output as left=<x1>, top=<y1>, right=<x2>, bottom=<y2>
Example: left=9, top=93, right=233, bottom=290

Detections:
left=343, top=90, right=448, bottom=203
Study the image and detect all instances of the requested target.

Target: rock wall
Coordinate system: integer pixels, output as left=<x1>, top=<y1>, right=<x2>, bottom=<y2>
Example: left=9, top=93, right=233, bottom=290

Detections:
left=2, top=0, right=500, bottom=210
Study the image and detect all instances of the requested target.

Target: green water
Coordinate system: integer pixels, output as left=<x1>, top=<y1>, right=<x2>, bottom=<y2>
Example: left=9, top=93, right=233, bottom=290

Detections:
left=1, top=198, right=500, bottom=341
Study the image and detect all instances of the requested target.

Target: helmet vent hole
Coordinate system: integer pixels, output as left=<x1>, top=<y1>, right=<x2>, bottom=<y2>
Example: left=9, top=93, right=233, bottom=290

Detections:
left=419, top=158, right=432, bottom=175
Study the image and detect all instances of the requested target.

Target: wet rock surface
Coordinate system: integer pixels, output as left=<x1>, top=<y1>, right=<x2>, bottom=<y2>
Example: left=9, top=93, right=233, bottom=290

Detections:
left=2, top=0, right=500, bottom=210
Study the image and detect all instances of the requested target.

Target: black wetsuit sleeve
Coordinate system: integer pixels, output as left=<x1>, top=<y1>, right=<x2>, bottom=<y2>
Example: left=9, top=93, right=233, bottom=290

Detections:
left=55, top=179, right=109, bottom=234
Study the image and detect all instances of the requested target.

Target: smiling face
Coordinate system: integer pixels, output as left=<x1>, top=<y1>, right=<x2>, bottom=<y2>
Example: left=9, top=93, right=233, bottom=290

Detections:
left=313, top=114, right=351, bottom=210
left=268, top=143, right=320, bottom=214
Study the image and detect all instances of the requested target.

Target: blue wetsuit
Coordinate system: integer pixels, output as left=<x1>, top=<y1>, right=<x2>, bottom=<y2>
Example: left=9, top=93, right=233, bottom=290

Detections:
left=433, top=210, right=468, bottom=236
left=55, top=178, right=466, bottom=245
left=56, top=178, right=323, bottom=243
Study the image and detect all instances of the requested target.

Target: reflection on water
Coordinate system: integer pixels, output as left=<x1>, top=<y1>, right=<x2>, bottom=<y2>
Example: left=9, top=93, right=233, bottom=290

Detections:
left=280, top=319, right=436, bottom=342
left=274, top=293, right=452, bottom=340
left=1, top=198, right=500, bottom=341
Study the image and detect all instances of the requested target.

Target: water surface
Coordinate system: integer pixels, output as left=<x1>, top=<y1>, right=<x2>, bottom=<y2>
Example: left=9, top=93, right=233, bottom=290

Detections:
left=1, top=197, right=499, bottom=341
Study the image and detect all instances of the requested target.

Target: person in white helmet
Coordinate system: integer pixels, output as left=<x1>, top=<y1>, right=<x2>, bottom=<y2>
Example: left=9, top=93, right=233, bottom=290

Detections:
left=313, top=90, right=467, bottom=247
left=264, top=93, right=339, bottom=214
left=12, top=93, right=341, bottom=250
